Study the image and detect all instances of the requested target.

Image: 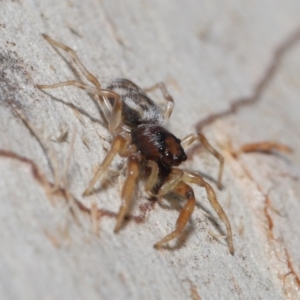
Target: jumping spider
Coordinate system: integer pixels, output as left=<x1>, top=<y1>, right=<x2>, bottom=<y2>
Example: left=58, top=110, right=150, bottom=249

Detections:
left=36, top=34, right=234, bottom=255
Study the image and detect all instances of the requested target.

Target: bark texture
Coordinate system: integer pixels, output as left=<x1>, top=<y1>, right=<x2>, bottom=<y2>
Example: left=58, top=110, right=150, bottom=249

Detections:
left=1, top=1, right=300, bottom=299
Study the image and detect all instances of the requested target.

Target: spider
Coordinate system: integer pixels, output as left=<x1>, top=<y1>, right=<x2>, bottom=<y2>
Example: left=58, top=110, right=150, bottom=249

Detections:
left=36, top=34, right=234, bottom=255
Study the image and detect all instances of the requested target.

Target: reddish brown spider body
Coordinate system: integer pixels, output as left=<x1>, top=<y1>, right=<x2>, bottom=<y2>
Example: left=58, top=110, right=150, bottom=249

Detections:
left=37, top=35, right=234, bottom=254
left=132, top=125, right=187, bottom=166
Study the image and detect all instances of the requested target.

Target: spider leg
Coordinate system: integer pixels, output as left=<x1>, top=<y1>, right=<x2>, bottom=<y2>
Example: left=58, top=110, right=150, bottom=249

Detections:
left=158, top=169, right=184, bottom=196
left=238, top=141, right=292, bottom=154
left=83, top=135, right=127, bottom=196
left=181, top=133, right=224, bottom=189
left=154, top=181, right=195, bottom=249
left=182, top=171, right=234, bottom=255
left=42, top=34, right=101, bottom=89
left=38, top=35, right=120, bottom=128
left=149, top=165, right=233, bottom=253
left=114, top=154, right=140, bottom=232
left=36, top=80, right=122, bottom=133
left=143, top=82, right=174, bottom=124
left=145, top=163, right=183, bottom=199
left=144, top=161, right=159, bottom=197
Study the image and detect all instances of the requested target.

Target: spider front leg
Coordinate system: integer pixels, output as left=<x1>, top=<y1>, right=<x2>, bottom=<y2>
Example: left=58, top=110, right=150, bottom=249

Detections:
left=153, top=169, right=234, bottom=254
left=144, top=161, right=159, bottom=197
left=154, top=181, right=196, bottom=249
left=182, top=171, right=234, bottom=255
left=144, top=166, right=193, bottom=247
left=143, top=82, right=174, bottom=124
left=145, top=164, right=183, bottom=197
left=181, top=133, right=224, bottom=189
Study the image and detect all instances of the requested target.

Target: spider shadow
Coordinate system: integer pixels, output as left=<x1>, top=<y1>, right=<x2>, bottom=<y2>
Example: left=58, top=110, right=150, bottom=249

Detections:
left=38, top=90, right=106, bottom=129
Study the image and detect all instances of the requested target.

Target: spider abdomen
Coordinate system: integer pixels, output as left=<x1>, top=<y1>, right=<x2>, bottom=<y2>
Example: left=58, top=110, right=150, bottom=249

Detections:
left=107, top=78, right=164, bottom=127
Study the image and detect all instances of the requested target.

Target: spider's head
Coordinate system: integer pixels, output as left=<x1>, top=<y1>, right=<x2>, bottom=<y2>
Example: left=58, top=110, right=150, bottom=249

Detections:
left=131, top=124, right=187, bottom=167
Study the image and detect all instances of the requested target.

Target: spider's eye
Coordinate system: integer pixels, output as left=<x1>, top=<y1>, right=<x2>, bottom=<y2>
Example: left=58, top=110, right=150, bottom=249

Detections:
left=164, top=151, right=171, bottom=158
left=162, top=151, right=173, bottom=164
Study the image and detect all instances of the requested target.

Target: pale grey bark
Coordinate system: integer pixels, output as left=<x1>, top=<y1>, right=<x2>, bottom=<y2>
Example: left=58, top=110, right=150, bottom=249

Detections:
left=1, top=1, right=300, bottom=299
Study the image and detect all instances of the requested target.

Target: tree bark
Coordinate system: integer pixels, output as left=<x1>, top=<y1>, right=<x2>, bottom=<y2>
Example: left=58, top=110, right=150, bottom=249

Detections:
left=1, top=1, right=300, bottom=299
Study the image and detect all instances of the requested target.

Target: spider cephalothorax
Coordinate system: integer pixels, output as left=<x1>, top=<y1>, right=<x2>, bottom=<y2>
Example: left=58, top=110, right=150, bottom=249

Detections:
left=131, top=124, right=187, bottom=167
left=37, top=34, right=234, bottom=255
